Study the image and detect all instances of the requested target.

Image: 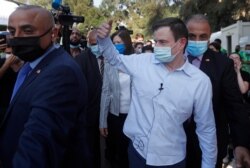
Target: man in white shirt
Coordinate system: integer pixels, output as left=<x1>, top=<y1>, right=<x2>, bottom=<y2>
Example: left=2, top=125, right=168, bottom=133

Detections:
left=97, top=17, right=217, bottom=168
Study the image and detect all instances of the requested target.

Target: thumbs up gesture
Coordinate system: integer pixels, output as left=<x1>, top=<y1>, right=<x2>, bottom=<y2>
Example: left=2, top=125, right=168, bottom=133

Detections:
left=97, top=20, right=113, bottom=39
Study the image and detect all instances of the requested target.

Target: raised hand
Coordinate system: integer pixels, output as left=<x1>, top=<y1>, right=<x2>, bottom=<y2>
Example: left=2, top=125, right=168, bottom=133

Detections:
left=97, top=20, right=113, bottom=39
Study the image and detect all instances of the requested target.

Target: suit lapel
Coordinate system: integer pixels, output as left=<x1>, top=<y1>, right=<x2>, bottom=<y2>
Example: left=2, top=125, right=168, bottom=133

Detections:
left=0, top=47, right=62, bottom=129
left=200, top=50, right=216, bottom=80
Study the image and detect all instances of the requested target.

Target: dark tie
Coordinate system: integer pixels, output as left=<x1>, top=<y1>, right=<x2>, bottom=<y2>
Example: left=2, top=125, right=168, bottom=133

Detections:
left=11, top=63, right=32, bottom=101
left=100, top=59, right=104, bottom=78
left=187, top=55, right=197, bottom=63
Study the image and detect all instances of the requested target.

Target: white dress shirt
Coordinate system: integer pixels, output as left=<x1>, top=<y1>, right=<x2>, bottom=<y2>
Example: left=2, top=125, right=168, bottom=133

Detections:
left=98, top=37, right=217, bottom=168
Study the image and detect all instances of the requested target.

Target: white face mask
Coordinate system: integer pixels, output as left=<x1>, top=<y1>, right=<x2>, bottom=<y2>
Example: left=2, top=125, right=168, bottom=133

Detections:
left=5, top=53, right=11, bottom=58
left=154, top=42, right=179, bottom=63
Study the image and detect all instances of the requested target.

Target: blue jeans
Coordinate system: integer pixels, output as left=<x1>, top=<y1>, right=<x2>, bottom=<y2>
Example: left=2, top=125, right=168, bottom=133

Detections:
left=128, top=142, right=186, bottom=168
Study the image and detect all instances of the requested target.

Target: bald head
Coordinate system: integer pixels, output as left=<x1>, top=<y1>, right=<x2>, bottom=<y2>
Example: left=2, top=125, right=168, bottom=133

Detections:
left=8, top=5, right=56, bottom=51
left=10, top=5, right=54, bottom=31
left=87, top=30, right=98, bottom=45
left=185, top=14, right=211, bottom=41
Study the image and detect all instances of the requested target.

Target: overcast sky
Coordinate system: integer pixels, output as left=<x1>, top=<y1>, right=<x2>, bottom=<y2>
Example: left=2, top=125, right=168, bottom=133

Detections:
left=93, top=0, right=102, bottom=7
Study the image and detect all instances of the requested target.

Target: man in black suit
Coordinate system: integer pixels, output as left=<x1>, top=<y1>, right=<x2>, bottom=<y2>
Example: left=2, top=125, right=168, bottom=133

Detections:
left=185, top=14, right=250, bottom=168
left=74, top=29, right=103, bottom=168
left=0, top=5, right=88, bottom=167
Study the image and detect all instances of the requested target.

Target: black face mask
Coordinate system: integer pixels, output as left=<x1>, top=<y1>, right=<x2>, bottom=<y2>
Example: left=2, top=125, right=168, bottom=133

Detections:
left=8, top=28, right=52, bottom=62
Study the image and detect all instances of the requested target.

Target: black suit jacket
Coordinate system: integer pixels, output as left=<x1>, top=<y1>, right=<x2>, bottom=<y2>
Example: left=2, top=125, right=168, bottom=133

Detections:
left=200, top=49, right=250, bottom=148
left=74, top=49, right=102, bottom=127
left=0, top=58, right=17, bottom=120
left=185, top=49, right=250, bottom=168
left=74, top=49, right=102, bottom=168
left=0, top=47, right=88, bottom=168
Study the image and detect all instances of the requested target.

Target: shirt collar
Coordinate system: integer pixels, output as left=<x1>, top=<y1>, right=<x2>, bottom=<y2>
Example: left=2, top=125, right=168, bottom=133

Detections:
left=151, top=54, right=193, bottom=77
left=177, top=58, right=193, bottom=77
left=29, top=44, right=57, bottom=69
left=184, top=50, right=203, bottom=61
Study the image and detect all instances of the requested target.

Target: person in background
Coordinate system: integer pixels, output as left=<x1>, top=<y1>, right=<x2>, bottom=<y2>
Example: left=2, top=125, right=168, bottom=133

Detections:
left=185, top=14, right=250, bottom=168
left=0, top=46, right=23, bottom=122
left=235, top=45, right=241, bottom=54
left=208, top=42, right=221, bottom=53
left=145, top=40, right=153, bottom=47
left=0, top=5, right=88, bottom=167
left=142, top=45, right=154, bottom=53
left=70, top=27, right=83, bottom=57
left=99, top=29, right=134, bottom=168
left=86, top=29, right=106, bottom=78
left=73, top=29, right=103, bottom=168
left=134, top=42, right=144, bottom=54
left=239, top=44, right=250, bottom=74
left=214, top=38, right=228, bottom=56
left=134, top=33, right=144, bottom=43
left=224, top=52, right=250, bottom=165
left=229, top=53, right=250, bottom=103
left=97, top=17, right=217, bottom=168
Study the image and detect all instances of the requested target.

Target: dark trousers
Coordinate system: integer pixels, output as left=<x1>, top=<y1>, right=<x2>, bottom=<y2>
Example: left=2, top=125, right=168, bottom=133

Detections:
left=128, top=142, right=186, bottom=168
left=82, top=126, right=101, bottom=168
left=106, top=113, right=129, bottom=168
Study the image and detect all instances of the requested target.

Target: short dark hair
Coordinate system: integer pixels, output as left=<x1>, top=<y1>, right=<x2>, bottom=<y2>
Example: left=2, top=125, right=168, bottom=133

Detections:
left=245, top=44, right=250, bottom=49
left=111, top=30, right=134, bottom=55
left=209, top=42, right=221, bottom=51
left=152, top=17, right=188, bottom=42
left=152, top=17, right=188, bottom=51
left=134, top=42, right=144, bottom=48
left=142, top=45, right=154, bottom=53
left=214, top=38, right=222, bottom=45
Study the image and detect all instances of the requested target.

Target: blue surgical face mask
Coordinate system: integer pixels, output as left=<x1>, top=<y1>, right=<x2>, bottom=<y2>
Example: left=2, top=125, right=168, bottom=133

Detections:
left=187, top=40, right=208, bottom=57
left=89, top=44, right=101, bottom=58
left=114, top=44, right=125, bottom=54
left=154, top=46, right=176, bottom=63
left=245, top=50, right=250, bottom=54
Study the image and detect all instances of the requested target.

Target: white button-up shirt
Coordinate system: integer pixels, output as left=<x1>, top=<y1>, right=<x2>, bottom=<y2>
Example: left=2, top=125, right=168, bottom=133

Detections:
left=98, top=37, right=217, bottom=168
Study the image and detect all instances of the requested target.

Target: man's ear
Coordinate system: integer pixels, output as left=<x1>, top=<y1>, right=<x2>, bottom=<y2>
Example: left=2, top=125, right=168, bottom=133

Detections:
left=51, top=25, right=61, bottom=42
left=179, top=37, right=187, bottom=50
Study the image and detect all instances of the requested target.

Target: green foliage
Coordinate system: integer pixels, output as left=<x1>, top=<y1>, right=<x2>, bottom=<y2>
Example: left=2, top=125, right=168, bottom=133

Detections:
left=179, top=0, right=250, bottom=32
left=99, top=0, right=180, bottom=40
left=63, top=0, right=106, bottom=34
left=28, top=0, right=51, bottom=8
left=15, top=0, right=250, bottom=39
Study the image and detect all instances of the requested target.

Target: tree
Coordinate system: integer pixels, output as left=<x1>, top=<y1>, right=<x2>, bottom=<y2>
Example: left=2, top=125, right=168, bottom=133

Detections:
left=179, top=0, right=250, bottom=32
left=99, top=0, right=180, bottom=40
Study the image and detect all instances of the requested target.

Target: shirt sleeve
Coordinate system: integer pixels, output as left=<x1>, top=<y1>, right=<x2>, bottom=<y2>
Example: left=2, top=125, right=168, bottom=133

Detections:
left=193, top=76, right=217, bottom=168
left=97, top=37, right=139, bottom=76
left=99, top=63, right=111, bottom=128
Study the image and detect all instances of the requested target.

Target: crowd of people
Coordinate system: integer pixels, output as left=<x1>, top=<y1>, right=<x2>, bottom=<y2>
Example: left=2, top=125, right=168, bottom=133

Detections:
left=0, top=5, right=250, bottom=168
